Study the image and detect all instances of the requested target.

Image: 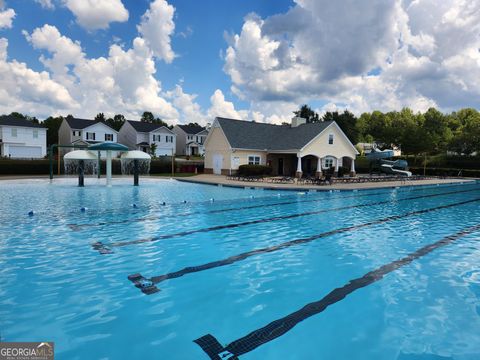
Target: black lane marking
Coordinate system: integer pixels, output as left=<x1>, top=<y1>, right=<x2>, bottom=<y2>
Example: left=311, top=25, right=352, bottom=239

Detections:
left=194, top=223, right=480, bottom=359
left=128, top=197, right=480, bottom=295
left=95, top=187, right=479, bottom=254
left=71, top=182, right=478, bottom=231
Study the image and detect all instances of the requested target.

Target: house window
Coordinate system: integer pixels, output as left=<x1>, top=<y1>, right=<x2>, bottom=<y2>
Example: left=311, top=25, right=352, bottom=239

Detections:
left=166, top=135, right=173, bottom=143
left=328, top=134, right=334, bottom=144
left=33, top=130, right=38, bottom=138
left=86, top=132, right=95, bottom=140
left=11, top=128, right=17, bottom=137
left=73, top=130, right=82, bottom=137
left=248, top=155, right=261, bottom=165
left=324, top=157, right=334, bottom=169
left=105, top=133, right=113, bottom=141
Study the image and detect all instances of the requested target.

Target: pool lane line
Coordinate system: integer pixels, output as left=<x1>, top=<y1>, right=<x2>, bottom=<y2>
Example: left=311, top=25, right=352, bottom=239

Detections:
left=193, top=223, right=480, bottom=360
left=94, top=187, right=480, bottom=255
left=70, top=182, right=480, bottom=231
left=127, top=197, right=480, bottom=295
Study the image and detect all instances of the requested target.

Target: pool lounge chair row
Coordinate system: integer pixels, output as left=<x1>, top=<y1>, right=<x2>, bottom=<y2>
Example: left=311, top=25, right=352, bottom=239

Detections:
left=226, top=174, right=433, bottom=185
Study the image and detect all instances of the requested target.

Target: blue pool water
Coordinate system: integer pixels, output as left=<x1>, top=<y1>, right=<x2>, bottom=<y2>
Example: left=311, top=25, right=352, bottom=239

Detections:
left=1, top=178, right=480, bottom=359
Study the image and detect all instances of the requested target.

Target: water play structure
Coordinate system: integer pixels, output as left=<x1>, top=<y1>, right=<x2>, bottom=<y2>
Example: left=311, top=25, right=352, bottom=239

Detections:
left=120, top=150, right=152, bottom=186
left=51, top=142, right=151, bottom=186
left=64, top=150, right=98, bottom=187
left=88, top=142, right=129, bottom=186
left=366, top=147, right=412, bottom=177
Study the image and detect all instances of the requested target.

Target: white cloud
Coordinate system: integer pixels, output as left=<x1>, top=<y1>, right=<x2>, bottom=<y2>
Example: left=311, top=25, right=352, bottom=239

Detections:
left=0, top=37, right=77, bottom=115
left=63, top=0, right=129, bottom=30
left=21, top=24, right=181, bottom=120
left=223, top=0, right=480, bottom=117
left=35, top=0, right=54, bottom=9
left=207, top=89, right=246, bottom=120
left=165, top=85, right=207, bottom=125
left=137, top=0, right=175, bottom=63
left=0, top=8, right=15, bottom=29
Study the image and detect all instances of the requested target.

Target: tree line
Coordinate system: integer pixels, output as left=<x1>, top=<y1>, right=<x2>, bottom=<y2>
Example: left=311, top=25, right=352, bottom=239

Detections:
left=294, top=105, right=480, bottom=156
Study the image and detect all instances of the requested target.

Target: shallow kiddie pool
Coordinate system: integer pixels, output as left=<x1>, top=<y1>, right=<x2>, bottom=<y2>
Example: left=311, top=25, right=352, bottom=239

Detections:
left=1, top=178, right=480, bottom=359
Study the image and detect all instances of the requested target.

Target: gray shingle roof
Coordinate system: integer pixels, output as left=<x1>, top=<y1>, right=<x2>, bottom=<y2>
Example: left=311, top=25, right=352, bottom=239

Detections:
left=216, top=117, right=334, bottom=151
left=0, top=116, right=46, bottom=128
left=127, top=120, right=166, bottom=133
left=178, top=124, right=206, bottom=134
left=65, top=117, right=116, bottom=131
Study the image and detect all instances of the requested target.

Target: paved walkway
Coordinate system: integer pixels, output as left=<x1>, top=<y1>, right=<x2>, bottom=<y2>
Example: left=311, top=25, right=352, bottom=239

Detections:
left=174, top=174, right=477, bottom=191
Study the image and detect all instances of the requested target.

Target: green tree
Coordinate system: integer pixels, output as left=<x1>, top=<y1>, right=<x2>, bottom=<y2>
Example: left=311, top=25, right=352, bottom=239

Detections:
left=94, top=113, right=106, bottom=122
left=449, top=108, right=480, bottom=154
left=106, top=114, right=125, bottom=131
left=141, top=111, right=155, bottom=123
left=42, top=116, right=64, bottom=147
left=150, top=142, right=157, bottom=158
left=422, top=107, right=452, bottom=153
left=293, top=104, right=320, bottom=123
left=140, top=111, right=171, bottom=128
left=322, top=110, right=359, bottom=143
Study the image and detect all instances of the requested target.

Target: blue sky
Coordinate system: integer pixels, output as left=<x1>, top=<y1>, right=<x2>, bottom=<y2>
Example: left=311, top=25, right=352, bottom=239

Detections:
left=0, top=0, right=478, bottom=124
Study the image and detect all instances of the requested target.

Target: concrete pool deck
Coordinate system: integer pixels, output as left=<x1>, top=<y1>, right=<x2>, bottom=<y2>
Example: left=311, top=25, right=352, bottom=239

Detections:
left=0, top=174, right=477, bottom=191
left=173, top=174, right=477, bottom=191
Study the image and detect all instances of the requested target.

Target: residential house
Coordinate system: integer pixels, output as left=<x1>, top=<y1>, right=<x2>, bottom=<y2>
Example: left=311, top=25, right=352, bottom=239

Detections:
left=118, top=120, right=176, bottom=156
left=173, top=124, right=208, bottom=156
left=0, top=116, right=47, bottom=158
left=204, top=116, right=359, bottom=177
left=58, top=117, right=118, bottom=156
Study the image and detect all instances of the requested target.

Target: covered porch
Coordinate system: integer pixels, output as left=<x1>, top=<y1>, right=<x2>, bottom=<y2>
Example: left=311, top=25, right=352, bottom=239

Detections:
left=186, top=141, right=203, bottom=156
left=267, top=152, right=356, bottom=178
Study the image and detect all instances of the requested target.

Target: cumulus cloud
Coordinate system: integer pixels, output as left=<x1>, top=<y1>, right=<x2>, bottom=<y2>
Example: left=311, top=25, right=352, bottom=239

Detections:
left=165, top=85, right=207, bottom=125
left=207, top=89, right=247, bottom=120
left=0, top=8, right=15, bottom=29
left=21, top=24, right=182, bottom=119
left=63, top=0, right=129, bottom=30
left=137, top=0, right=176, bottom=63
left=35, top=0, right=54, bottom=9
left=0, top=37, right=77, bottom=115
left=224, top=0, right=480, bottom=118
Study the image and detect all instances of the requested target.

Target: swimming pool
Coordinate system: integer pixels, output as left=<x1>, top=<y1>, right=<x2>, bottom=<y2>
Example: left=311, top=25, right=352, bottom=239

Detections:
left=1, top=178, right=480, bottom=359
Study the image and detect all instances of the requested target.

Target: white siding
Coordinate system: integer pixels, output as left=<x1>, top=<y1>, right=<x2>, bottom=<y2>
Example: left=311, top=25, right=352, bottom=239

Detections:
left=150, top=128, right=176, bottom=156
left=0, top=125, right=47, bottom=158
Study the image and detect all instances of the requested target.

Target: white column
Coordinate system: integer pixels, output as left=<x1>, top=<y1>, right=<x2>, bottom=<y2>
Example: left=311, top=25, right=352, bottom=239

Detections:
left=351, top=159, right=355, bottom=173
left=106, top=150, right=112, bottom=186
left=296, top=154, right=302, bottom=178
left=316, top=157, right=323, bottom=177
left=335, top=157, right=339, bottom=174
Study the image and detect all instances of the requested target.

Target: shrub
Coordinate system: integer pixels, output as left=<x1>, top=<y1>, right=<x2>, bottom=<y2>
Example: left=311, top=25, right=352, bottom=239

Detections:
left=337, top=166, right=350, bottom=177
left=409, top=167, right=480, bottom=178
left=237, top=164, right=272, bottom=176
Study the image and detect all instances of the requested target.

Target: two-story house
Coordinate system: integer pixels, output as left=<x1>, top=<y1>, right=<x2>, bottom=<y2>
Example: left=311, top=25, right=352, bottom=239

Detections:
left=58, top=117, right=119, bottom=155
left=0, top=116, right=47, bottom=158
left=118, top=120, right=176, bottom=156
left=172, top=124, right=208, bottom=156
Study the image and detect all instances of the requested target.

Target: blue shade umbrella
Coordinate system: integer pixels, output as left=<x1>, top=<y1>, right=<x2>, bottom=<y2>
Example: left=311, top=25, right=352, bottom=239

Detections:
left=89, top=142, right=129, bottom=186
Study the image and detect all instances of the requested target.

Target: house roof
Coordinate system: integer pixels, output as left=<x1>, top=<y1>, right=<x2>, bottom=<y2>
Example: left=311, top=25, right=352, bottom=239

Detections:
left=65, top=117, right=116, bottom=131
left=215, top=117, right=334, bottom=151
left=127, top=120, right=173, bottom=133
left=0, top=116, right=46, bottom=128
left=178, top=124, right=206, bottom=134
